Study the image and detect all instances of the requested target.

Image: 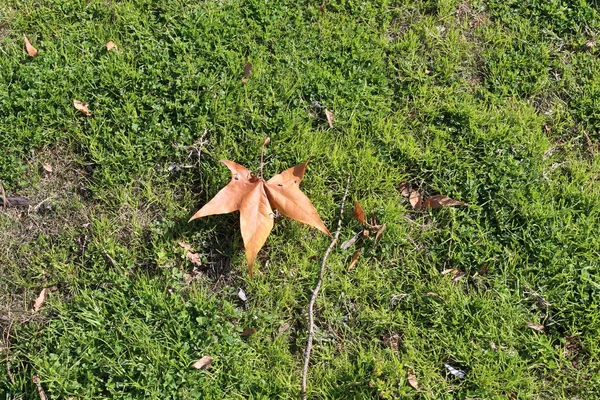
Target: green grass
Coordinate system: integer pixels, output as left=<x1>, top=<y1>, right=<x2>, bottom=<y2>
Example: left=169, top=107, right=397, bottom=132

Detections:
left=1, top=0, right=600, bottom=398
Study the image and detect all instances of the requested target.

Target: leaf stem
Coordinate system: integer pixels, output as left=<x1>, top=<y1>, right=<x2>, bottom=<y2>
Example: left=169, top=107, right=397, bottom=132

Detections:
left=259, top=137, right=271, bottom=179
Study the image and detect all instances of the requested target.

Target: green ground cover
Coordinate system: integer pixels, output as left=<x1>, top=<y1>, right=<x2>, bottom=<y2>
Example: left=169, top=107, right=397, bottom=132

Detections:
left=1, top=0, right=600, bottom=398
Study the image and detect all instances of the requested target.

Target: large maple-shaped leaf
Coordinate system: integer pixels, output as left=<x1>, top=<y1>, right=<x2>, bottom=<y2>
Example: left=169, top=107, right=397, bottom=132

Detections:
left=190, top=160, right=330, bottom=276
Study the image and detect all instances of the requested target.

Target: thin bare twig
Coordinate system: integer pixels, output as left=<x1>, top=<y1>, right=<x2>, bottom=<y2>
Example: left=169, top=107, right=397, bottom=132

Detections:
left=301, top=173, right=350, bottom=400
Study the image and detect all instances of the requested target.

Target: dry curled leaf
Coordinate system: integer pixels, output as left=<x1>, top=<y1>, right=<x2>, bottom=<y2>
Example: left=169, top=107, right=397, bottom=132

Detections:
left=352, top=201, right=366, bottom=224
left=424, top=194, right=468, bottom=208
left=24, top=34, right=38, bottom=57
left=73, top=99, right=91, bottom=116
left=33, top=288, right=48, bottom=312
left=105, top=41, right=117, bottom=51
left=408, top=371, right=419, bottom=391
left=190, top=159, right=330, bottom=276
left=348, top=250, right=361, bottom=271
left=526, top=323, right=545, bottom=332
left=42, top=163, right=53, bottom=173
left=324, top=109, right=334, bottom=128
left=192, top=356, right=213, bottom=370
left=242, top=62, right=252, bottom=83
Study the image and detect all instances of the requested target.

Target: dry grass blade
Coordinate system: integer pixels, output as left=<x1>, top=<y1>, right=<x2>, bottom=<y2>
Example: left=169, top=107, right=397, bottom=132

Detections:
left=32, top=375, right=47, bottom=400
left=341, top=231, right=360, bottom=250
left=374, top=223, right=386, bottom=242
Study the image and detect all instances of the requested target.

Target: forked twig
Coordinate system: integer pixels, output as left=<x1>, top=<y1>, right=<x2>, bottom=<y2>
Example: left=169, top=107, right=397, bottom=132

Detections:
left=301, top=173, right=350, bottom=399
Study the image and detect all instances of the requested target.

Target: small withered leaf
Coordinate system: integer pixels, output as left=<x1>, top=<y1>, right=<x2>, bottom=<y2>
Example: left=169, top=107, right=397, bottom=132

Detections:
left=348, top=250, right=361, bottom=271
left=242, top=62, right=253, bottom=83
left=192, top=356, right=213, bottom=370
left=24, top=34, right=38, bottom=57
left=352, top=201, right=366, bottom=224
left=324, top=109, right=334, bottom=128
left=73, top=99, right=91, bottom=116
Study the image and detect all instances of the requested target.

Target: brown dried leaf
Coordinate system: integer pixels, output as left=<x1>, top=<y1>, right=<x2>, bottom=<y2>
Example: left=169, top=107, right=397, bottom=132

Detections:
left=526, top=323, right=545, bottom=332
left=352, top=201, right=366, bottom=224
left=241, top=327, right=256, bottom=337
left=24, top=34, right=38, bottom=57
left=42, top=163, right=53, bottom=173
left=408, top=371, right=419, bottom=391
left=423, top=194, right=468, bottom=208
left=192, top=356, right=213, bottom=370
left=324, top=109, right=334, bottom=128
left=33, top=288, right=48, bottom=312
left=187, top=252, right=202, bottom=266
left=348, top=250, right=361, bottom=271
left=399, top=182, right=412, bottom=197
left=190, top=159, right=329, bottom=276
left=73, top=99, right=91, bottom=116
left=409, top=190, right=423, bottom=210
left=242, top=62, right=252, bottom=83
left=105, top=41, right=117, bottom=51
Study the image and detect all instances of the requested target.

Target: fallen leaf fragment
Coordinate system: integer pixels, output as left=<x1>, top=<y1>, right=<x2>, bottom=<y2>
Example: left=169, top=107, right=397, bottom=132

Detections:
left=73, top=99, right=91, bottom=116
left=526, top=323, right=545, bottom=332
left=278, top=322, right=291, bottom=335
left=178, top=242, right=202, bottom=266
left=32, top=375, right=47, bottom=400
left=341, top=232, right=361, bottom=250
left=408, top=371, right=419, bottom=391
left=427, top=291, right=443, bottom=299
left=42, top=163, right=53, bottom=173
left=324, top=109, right=334, bottom=128
left=105, top=41, right=117, bottom=51
left=238, top=288, right=247, bottom=302
left=352, top=201, right=366, bottom=224
left=399, top=182, right=412, bottom=197
left=348, top=250, right=361, bottom=271
left=189, top=159, right=330, bottom=276
left=24, top=34, right=38, bottom=57
left=441, top=268, right=458, bottom=276
left=242, top=62, right=252, bottom=83
left=241, top=327, right=256, bottom=337
left=0, top=196, right=33, bottom=207
left=192, top=356, right=213, bottom=370
left=409, top=190, right=423, bottom=210
left=374, top=223, right=386, bottom=242
left=424, top=195, right=468, bottom=208
left=451, top=272, right=466, bottom=283
left=33, top=288, right=48, bottom=312
left=444, top=363, right=466, bottom=378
